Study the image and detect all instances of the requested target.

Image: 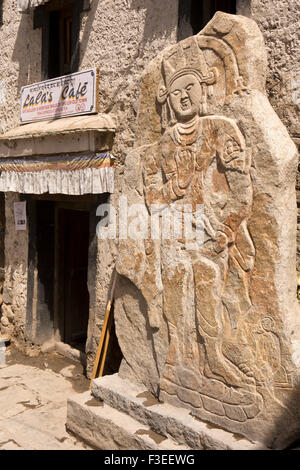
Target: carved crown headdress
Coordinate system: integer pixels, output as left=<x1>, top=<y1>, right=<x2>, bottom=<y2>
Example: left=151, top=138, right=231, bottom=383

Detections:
left=157, top=37, right=218, bottom=105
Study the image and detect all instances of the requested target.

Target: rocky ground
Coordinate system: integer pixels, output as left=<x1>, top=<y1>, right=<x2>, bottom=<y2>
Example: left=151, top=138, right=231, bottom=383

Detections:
left=0, top=343, right=92, bottom=450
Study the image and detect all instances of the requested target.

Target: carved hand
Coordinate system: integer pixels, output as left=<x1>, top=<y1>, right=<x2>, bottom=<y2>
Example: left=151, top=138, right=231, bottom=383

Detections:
left=224, top=138, right=240, bottom=160
left=218, top=224, right=234, bottom=244
left=175, top=149, right=195, bottom=189
left=219, top=138, right=244, bottom=171
left=215, top=231, right=228, bottom=253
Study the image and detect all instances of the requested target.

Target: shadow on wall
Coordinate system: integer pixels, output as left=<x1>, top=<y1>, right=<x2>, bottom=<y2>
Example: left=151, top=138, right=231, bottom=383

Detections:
left=114, top=273, right=168, bottom=397
left=128, top=0, right=179, bottom=50
left=80, top=0, right=179, bottom=65
left=12, top=12, right=42, bottom=95
left=77, top=0, right=100, bottom=66
left=11, top=0, right=179, bottom=95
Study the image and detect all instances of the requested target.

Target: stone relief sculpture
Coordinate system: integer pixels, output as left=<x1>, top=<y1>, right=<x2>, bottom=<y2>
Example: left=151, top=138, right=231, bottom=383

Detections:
left=143, top=38, right=255, bottom=393
left=115, top=13, right=299, bottom=447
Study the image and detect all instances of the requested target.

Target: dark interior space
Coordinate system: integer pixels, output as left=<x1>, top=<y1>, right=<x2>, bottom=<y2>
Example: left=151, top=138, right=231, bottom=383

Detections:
left=26, top=198, right=90, bottom=350
left=102, top=303, right=123, bottom=376
left=34, top=0, right=83, bottom=80
left=48, top=4, right=73, bottom=78
left=178, top=0, right=236, bottom=40
left=57, top=208, right=90, bottom=351
left=191, top=0, right=236, bottom=33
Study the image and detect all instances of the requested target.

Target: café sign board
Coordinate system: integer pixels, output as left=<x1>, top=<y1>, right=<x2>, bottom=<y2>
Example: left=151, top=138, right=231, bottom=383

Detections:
left=20, top=68, right=98, bottom=124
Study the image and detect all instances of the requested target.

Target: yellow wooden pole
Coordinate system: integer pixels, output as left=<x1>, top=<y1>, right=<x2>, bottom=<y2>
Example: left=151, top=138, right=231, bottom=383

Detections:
left=98, top=313, right=112, bottom=377
left=89, top=270, right=117, bottom=389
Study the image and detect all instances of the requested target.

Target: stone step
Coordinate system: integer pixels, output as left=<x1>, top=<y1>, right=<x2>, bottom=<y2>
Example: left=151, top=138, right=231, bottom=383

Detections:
left=89, top=373, right=265, bottom=450
left=67, top=391, right=189, bottom=450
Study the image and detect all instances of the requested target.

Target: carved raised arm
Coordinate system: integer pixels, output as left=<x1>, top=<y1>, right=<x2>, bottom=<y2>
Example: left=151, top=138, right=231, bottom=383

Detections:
left=215, top=118, right=249, bottom=173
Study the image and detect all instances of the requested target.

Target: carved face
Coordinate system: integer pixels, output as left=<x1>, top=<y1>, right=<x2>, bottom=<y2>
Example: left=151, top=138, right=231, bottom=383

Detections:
left=169, top=74, right=202, bottom=122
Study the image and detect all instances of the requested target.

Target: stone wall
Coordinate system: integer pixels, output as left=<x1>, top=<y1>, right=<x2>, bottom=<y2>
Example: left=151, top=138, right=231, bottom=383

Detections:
left=0, top=0, right=41, bottom=347
left=0, top=0, right=179, bottom=358
left=0, top=193, right=5, bottom=328
left=246, top=0, right=300, bottom=270
left=0, top=193, right=28, bottom=346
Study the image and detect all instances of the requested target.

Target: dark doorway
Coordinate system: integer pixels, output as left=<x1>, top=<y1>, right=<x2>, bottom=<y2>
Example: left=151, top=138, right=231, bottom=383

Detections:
left=57, top=208, right=90, bottom=351
left=25, top=194, right=122, bottom=374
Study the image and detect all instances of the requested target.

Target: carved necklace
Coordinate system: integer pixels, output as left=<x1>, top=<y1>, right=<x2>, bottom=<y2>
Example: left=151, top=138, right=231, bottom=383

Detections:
left=173, top=115, right=201, bottom=147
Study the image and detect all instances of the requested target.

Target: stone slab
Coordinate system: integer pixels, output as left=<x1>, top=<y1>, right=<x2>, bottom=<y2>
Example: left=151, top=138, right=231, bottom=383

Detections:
left=89, top=374, right=265, bottom=450
left=67, top=391, right=190, bottom=450
left=114, top=11, right=300, bottom=448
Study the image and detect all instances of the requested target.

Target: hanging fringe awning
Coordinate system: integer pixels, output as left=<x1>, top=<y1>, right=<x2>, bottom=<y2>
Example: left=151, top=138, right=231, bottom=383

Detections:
left=0, top=113, right=116, bottom=195
left=0, top=152, right=115, bottom=195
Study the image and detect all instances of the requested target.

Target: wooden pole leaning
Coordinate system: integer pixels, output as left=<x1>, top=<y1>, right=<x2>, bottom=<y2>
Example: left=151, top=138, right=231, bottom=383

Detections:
left=98, top=312, right=113, bottom=378
left=89, top=269, right=117, bottom=390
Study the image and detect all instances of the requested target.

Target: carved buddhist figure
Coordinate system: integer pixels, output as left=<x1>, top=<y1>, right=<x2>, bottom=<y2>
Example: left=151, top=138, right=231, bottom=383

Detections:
left=142, top=38, right=256, bottom=396
left=116, top=13, right=299, bottom=446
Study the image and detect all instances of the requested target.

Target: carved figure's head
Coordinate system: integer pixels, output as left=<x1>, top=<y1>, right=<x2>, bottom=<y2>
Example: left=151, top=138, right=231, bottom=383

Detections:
left=169, top=73, right=203, bottom=122
left=157, top=37, right=218, bottom=126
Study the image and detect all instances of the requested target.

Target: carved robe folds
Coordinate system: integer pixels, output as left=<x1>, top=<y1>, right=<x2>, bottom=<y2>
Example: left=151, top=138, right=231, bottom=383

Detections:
left=115, top=12, right=299, bottom=448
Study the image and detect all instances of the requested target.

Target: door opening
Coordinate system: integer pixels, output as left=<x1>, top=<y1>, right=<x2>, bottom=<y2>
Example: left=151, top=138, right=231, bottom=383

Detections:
left=57, top=207, right=90, bottom=352
left=25, top=194, right=122, bottom=373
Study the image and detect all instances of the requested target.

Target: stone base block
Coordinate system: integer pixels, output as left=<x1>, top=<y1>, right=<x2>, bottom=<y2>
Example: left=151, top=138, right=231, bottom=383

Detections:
left=67, top=391, right=189, bottom=450
left=67, top=373, right=265, bottom=450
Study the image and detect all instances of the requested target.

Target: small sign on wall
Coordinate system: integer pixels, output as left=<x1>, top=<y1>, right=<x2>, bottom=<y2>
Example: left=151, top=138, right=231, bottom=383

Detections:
left=14, top=201, right=27, bottom=231
left=20, top=68, right=99, bottom=124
